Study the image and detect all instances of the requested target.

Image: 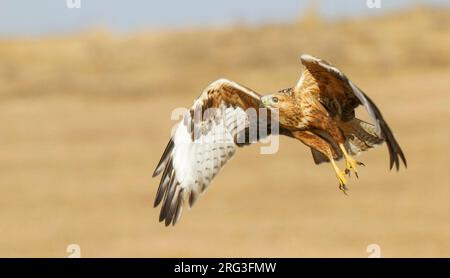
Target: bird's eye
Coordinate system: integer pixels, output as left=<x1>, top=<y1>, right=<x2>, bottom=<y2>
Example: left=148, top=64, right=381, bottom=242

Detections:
left=272, top=97, right=279, bottom=103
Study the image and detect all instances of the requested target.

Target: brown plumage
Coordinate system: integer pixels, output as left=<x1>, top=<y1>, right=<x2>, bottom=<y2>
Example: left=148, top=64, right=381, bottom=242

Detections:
left=152, top=54, right=406, bottom=226
left=296, top=55, right=406, bottom=170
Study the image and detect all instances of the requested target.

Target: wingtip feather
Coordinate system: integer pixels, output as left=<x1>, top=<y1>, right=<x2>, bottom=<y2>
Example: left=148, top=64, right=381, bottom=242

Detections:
left=152, top=139, right=174, bottom=178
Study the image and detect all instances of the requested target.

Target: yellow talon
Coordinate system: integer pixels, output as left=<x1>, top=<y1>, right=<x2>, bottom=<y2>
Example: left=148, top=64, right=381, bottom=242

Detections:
left=331, top=158, right=349, bottom=195
left=339, top=143, right=364, bottom=178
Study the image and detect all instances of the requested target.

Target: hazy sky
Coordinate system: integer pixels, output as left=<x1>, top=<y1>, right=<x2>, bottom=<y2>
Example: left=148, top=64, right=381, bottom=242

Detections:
left=0, top=0, right=448, bottom=37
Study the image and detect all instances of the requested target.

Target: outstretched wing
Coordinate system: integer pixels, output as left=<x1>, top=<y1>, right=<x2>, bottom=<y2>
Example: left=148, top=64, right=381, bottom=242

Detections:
left=152, top=79, right=289, bottom=226
left=296, top=54, right=406, bottom=170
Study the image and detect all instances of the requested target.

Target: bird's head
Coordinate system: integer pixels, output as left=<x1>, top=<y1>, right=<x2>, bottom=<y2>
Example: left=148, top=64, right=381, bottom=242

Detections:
left=261, top=93, right=293, bottom=111
left=261, top=90, right=298, bottom=127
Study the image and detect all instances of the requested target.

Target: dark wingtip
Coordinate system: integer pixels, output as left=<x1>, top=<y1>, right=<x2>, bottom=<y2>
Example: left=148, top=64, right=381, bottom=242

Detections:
left=388, top=152, right=399, bottom=171
left=164, top=212, right=173, bottom=226
left=158, top=211, right=166, bottom=223
left=152, top=139, right=174, bottom=178
left=154, top=158, right=173, bottom=207
left=352, top=86, right=407, bottom=173
left=153, top=187, right=164, bottom=208
left=380, top=121, right=406, bottom=172
left=399, top=149, right=407, bottom=168
left=159, top=195, right=169, bottom=222
left=388, top=145, right=407, bottom=171
left=152, top=169, right=160, bottom=178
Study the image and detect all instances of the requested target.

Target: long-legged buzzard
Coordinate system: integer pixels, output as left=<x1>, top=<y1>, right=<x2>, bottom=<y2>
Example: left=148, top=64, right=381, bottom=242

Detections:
left=153, top=54, right=406, bottom=226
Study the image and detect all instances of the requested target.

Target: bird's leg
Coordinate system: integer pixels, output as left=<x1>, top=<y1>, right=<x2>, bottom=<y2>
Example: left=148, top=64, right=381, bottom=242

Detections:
left=291, top=131, right=351, bottom=194
left=330, top=157, right=349, bottom=195
left=338, top=143, right=364, bottom=178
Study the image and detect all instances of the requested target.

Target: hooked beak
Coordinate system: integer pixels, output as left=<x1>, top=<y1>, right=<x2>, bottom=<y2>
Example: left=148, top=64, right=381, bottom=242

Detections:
left=261, top=96, right=269, bottom=107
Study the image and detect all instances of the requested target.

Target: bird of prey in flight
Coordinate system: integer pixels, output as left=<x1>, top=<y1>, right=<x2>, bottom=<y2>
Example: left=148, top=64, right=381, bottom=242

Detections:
left=153, top=54, right=407, bottom=226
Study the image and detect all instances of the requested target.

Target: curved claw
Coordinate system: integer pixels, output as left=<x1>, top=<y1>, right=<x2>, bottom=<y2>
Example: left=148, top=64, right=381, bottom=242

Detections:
left=339, top=143, right=364, bottom=179
left=345, top=157, right=363, bottom=179
left=339, top=183, right=349, bottom=195
left=336, top=171, right=349, bottom=195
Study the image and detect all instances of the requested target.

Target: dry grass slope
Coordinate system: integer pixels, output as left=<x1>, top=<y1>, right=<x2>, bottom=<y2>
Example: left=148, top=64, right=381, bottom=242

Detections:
left=0, top=7, right=449, bottom=257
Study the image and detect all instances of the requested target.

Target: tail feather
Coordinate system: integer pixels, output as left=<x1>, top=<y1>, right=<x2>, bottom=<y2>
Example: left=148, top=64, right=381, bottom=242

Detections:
left=310, top=118, right=384, bottom=165
left=341, top=118, right=384, bottom=156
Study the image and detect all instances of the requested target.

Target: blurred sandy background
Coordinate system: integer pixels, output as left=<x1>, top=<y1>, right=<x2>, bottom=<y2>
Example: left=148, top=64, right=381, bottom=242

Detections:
left=0, top=3, right=450, bottom=257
